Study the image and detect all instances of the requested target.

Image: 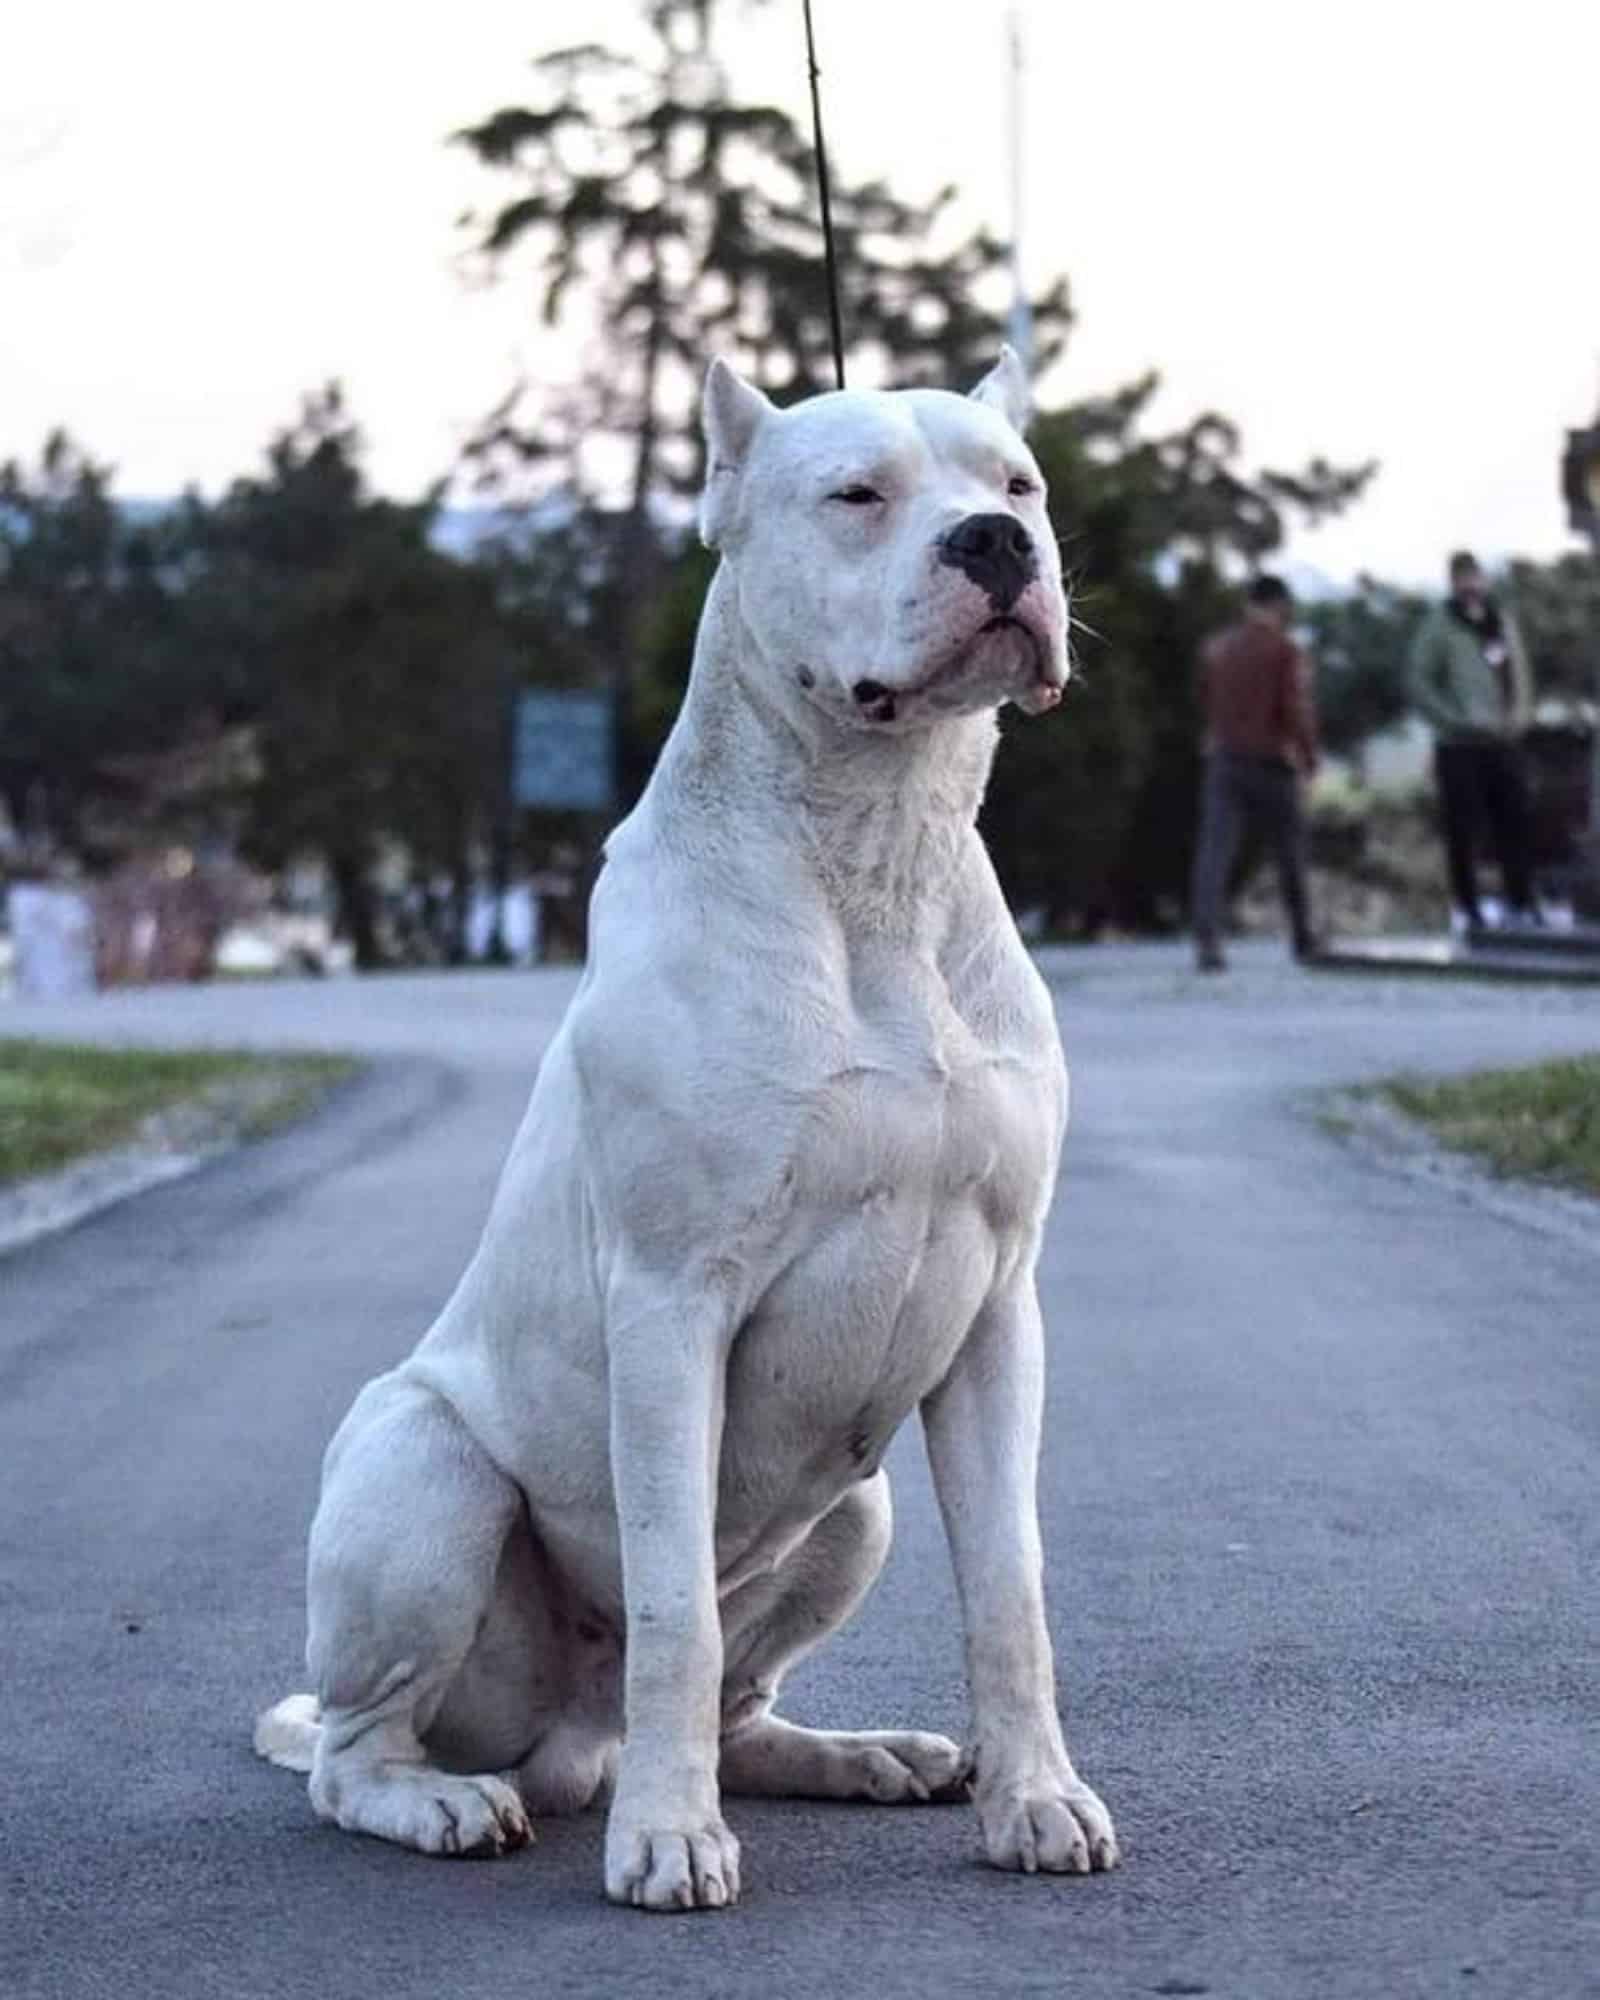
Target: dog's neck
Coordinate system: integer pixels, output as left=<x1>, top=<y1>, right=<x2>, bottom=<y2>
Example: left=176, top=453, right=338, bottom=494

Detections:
left=646, top=567, right=998, bottom=934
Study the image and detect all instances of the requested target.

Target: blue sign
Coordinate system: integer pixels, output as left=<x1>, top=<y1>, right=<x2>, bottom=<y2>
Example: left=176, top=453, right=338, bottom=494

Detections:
left=513, top=690, right=615, bottom=812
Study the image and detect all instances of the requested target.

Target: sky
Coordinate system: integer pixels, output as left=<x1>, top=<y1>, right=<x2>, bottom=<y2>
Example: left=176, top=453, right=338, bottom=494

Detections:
left=3, top=0, right=1598, bottom=586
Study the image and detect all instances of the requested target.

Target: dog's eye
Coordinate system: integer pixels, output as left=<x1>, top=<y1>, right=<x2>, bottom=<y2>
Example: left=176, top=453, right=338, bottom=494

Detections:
left=830, top=485, right=884, bottom=506
left=1007, top=475, right=1038, bottom=500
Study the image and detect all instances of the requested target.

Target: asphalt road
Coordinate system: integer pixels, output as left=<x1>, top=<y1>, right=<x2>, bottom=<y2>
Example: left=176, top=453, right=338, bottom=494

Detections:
left=3, top=944, right=1597, bottom=2000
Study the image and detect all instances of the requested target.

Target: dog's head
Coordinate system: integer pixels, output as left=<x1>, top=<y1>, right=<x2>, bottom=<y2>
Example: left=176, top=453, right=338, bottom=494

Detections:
left=699, top=352, right=1067, bottom=730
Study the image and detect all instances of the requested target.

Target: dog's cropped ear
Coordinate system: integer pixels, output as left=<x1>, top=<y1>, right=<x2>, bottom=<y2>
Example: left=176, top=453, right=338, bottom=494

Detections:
left=701, top=359, right=773, bottom=548
left=968, top=346, right=1031, bottom=436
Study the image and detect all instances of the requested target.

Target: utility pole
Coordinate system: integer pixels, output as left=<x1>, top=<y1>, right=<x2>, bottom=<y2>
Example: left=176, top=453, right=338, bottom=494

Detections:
left=1004, top=5, right=1034, bottom=379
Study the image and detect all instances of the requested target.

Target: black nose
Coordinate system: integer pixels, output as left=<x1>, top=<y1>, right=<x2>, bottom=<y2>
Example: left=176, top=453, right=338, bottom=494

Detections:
left=938, top=512, right=1037, bottom=612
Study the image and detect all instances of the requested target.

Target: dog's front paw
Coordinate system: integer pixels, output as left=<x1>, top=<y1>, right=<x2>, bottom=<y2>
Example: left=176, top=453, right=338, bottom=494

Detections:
left=977, top=1770, right=1118, bottom=1876
left=604, top=1801, right=741, bottom=1912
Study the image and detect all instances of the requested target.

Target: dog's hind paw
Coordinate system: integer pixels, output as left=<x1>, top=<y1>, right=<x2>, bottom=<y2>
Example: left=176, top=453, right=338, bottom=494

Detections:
left=818, top=1728, right=970, bottom=1803
left=720, top=1712, right=968, bottom=1808
left=313, top=1764, right=533, bottom=1859
left=722, top=1718, right=969, bottom=1803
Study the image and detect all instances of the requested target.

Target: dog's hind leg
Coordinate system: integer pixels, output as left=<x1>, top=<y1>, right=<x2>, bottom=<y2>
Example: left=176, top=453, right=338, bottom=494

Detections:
left=302, top=1373, right=533, bottom=1857
left=718, top=1472, right=968, bottom=1804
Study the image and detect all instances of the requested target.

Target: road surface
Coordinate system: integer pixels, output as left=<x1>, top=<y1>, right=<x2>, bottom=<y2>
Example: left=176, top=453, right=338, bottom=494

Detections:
left=3, top=944, right=1596, bottom=1999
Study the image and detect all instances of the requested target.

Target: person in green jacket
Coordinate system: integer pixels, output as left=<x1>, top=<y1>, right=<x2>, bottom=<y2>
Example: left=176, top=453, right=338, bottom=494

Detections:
left=1407, top=551, right=1538, bottom=932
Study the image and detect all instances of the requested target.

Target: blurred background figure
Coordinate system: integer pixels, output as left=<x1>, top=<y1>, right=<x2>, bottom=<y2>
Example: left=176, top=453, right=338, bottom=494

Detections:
left=1189, top=575, right=1321, bottom=973
left=1406, top=551, right=1538, bottom=937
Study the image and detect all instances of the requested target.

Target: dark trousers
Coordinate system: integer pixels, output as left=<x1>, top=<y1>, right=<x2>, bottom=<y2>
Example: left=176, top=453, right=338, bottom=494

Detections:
left=1433, top=739, right=1535, bottom=921
left=1191, top=751, right=1314, bottom=956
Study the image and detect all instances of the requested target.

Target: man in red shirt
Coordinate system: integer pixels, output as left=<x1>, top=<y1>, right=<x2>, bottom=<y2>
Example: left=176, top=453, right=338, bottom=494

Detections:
left=1190, top=573, right=1321, bottom=973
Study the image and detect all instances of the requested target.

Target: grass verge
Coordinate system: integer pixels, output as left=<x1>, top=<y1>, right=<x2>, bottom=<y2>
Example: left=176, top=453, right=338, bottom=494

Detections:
left=0, top=1040, right=356, bottom=1186
left=1380, top=1054, right=1600, bottom=1197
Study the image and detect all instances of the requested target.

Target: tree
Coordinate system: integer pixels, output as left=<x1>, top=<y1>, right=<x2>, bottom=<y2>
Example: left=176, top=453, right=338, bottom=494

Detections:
left=449, top=1, right=1378, bottom=936
left=0, top=434, right=224, bottom=866
left=982, top=382, right=1374, bottom=932
left=455, top=0, right=1075, bottom=803
left=1506, top=551, right=1600, bottom=708
left=1301, top=576, right=1428, bottom=761
left=457, top=0, right=1072, bottom=505
left=192, top=390, right=518, bottom=968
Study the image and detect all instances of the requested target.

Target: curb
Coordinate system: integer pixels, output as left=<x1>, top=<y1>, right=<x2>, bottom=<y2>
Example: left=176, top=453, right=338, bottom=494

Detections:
left=1317, top=1087, right=1600, bottom=1259
left=0, top=1060, right=361, bottom=1261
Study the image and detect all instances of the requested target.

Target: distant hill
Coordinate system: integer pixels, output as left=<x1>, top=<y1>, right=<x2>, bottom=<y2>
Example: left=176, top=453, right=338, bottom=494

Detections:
left=114, top=492, right=688, bottom=560
left=118, top=495, right=518, bottom=556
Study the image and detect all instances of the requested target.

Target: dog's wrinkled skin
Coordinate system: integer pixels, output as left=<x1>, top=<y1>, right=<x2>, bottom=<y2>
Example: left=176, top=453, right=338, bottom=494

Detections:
left=254, top=350, right=1118, bottom=1911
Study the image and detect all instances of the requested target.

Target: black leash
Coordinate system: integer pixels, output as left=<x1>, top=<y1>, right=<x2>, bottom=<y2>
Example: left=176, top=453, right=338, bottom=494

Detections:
left=802, top=0, right=846, bottom=390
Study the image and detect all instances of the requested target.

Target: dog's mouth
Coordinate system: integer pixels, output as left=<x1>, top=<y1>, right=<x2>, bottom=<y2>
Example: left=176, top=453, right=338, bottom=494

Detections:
left=968, top=611, right=1064, bottom=707
left=977, top=612, right=1041, bottom=665
left=977, top=611, right=1066, bottom=714
left=979, top=613, right=1030, bottom=641
left=847, top=612, right=1063, bottom=725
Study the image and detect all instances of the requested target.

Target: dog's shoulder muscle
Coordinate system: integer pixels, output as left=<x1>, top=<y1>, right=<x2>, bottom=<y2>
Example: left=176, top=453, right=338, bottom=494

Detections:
left=941, top=838, right=1064, bottom=1069
left=563, top=836, right=845, bottom=1299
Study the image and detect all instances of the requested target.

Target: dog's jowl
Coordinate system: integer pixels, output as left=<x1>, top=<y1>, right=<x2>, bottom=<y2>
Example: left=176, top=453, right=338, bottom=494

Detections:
left=254, top=350, right=1119, bottom=1911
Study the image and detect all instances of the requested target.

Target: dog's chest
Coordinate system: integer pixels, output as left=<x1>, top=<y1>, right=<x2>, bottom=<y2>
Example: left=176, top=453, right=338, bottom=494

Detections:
left=803, top=990, right=1043, bottom=1216
left=724, top=963, right=1056, bottom=1493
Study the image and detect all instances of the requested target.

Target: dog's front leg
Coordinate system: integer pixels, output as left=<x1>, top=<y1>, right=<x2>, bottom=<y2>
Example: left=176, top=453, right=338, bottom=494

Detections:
left=921, top=1276, right=1118, bottom=1877
left=604, top=1290, right=740, bottom=1912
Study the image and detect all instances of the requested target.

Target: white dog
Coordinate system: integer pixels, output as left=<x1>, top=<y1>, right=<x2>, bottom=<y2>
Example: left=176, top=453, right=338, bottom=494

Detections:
left=255, top=350, right=1118, bottom=1911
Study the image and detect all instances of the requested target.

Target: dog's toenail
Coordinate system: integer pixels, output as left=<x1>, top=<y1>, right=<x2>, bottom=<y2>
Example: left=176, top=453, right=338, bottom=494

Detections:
left=797, top=666, right=815, bottom=689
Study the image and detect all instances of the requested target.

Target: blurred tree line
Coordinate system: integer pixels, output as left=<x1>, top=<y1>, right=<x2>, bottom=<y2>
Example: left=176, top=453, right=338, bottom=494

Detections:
left=3, top=0, right=1595, bottom=965
left=0, top=404, right=527, bottom=968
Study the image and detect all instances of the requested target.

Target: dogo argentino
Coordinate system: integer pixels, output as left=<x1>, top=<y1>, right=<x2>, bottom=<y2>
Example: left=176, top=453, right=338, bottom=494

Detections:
left=255, top=350, right=1119, bottom=1911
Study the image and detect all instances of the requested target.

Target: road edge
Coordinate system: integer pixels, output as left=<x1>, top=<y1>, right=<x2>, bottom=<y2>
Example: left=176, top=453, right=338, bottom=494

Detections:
left=1316, top=1085, right=1600, bottom=1259
left=0, top=1057, right=362, bottom=1260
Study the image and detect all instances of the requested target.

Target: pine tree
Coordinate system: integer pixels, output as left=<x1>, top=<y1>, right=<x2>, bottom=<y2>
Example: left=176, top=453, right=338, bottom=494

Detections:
left=455, top=0, right=1071, bottom=507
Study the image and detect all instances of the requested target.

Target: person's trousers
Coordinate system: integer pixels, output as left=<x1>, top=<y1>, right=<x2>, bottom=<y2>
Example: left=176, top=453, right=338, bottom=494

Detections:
left=1433, top=739, right=1536, bottom=921
left=1191, top=751, right=1314, bottom=956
